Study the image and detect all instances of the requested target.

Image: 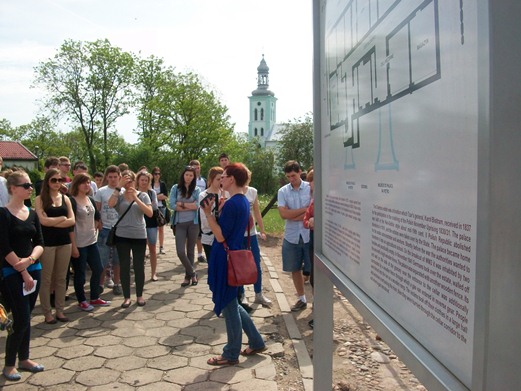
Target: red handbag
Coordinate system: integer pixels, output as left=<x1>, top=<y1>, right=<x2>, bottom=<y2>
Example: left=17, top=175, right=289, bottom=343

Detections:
left=224, top=218, right=258, bottom=287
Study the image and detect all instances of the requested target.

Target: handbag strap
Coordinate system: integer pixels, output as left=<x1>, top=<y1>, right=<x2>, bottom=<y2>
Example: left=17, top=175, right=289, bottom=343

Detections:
left=223, top=217, right=252, bottom=251
left=113, top=200, right=135, bottom=228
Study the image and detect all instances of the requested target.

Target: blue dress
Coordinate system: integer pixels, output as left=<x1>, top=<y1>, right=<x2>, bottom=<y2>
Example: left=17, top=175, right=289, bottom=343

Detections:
left=207, top=194, right=249, bottom=316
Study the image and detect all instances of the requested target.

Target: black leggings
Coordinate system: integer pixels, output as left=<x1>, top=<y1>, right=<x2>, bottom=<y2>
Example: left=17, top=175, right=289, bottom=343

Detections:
left=116, top=237, right=146, bottom=298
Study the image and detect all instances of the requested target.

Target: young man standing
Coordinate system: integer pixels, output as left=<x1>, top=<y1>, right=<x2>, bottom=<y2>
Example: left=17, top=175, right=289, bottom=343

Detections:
left=277, top=160, right=312, bottom=311
left=189, top=159, right=207, bottom=263
left=58, top=156, right=72, bottom=183
left=218, top=153, right=230, bottom=168
left=94, top=165, right=122, bottom=295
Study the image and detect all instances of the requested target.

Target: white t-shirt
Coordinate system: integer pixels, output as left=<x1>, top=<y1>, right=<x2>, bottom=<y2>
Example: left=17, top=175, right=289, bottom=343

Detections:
left=244, top=186, right=258, bottom=236
left=0, top=177, right=8, bottom=207
left=94, top=185, right=120, bottom=229
left=198, top=189, right=216, bottom=246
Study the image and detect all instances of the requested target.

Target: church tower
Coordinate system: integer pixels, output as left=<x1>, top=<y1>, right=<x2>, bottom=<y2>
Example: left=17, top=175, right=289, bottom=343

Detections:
left=248, top=55, right=277, bottom=146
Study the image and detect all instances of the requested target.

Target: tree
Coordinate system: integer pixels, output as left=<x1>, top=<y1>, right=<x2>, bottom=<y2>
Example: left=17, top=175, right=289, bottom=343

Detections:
left=243, top=138, right=278, bottom=195
left=33, top=39, right=135, bottom=172
left=15, top=117, right=72, bottom=163
left=277, top=114, right=314, bottom=171
left=138, top=70, right=236, bottom=174
left=134, top=55, right=168, bottom=152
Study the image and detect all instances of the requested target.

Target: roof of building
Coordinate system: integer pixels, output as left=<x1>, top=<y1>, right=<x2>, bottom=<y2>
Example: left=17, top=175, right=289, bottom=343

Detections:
left=265, top=123, right=285, bottom=143
left=0, top=141, right=38, bottom=160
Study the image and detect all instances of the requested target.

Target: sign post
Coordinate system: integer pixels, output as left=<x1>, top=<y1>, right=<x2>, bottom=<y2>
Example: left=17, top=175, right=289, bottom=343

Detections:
left=313, top=1, right=521, bottom=389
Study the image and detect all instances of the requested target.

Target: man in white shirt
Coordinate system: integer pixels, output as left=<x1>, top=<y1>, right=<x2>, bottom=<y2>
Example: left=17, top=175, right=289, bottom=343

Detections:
left=94, top=165, right=122, bottom=295
left=278, top=160, right=311, bottom=312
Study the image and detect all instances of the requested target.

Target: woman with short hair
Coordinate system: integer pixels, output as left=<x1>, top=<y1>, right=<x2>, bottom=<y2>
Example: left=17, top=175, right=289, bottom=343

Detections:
left=201, top=163, right=265, bottom=366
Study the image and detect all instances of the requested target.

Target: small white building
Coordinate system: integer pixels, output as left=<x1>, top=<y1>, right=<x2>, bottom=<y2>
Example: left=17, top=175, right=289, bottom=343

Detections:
left=0, top=141, right=38, bottom=171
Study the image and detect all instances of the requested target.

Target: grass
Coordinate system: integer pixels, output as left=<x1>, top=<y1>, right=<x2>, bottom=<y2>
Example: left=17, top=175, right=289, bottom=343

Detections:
left=258, top=194, right=285, bottom=235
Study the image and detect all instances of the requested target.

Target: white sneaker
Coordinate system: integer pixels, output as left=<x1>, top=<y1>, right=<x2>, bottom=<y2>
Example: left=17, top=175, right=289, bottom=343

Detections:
left=105, top=278, right=114, bottom=288
left=159, top=247, right=166, bottom=254
left=254, top=294, right=273, bottom=308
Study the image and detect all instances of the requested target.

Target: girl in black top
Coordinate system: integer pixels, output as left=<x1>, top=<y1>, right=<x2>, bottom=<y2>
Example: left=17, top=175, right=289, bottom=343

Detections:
left=0, top=170, right=45, bottom=381
left=34, top=168, right=75, bottom=324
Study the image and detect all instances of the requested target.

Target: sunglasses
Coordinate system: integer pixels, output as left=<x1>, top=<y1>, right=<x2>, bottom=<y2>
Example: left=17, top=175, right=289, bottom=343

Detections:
left=153, top=172, right=160, bottom=175
left=15, top=183, right=34, bottom=189
left=50, top=177, right=65, bottom=184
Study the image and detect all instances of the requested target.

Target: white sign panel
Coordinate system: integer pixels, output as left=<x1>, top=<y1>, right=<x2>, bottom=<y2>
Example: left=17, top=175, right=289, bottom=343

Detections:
left=320, top=0, right=476, bottom=386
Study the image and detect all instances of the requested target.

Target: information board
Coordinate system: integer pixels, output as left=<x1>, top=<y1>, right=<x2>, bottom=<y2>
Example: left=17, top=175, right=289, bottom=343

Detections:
left=319, top=0, right=477, bottom=386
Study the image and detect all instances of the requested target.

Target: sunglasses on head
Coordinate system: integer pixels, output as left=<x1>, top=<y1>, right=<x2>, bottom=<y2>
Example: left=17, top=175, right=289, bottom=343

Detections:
left=50, top=177, right=64, bottom=184
left=15, top=183, right=34, bottom=189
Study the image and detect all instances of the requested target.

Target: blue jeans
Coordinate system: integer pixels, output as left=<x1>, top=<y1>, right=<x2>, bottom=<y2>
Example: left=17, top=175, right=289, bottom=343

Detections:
left=3, top=269, right=41, bottom=366
left=221, top=297, right=264, bottom=361
left=240, top=235, right=262, bottom=294
left=71, top=243, right=103, bottom=303
left=98, top=228, right=120, bottom=267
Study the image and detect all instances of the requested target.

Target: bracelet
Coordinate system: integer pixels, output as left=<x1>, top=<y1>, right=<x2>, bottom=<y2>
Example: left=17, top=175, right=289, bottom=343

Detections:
left=29, top=256, right=36, bottom=264
left=115, top=187, right=121, bottom=192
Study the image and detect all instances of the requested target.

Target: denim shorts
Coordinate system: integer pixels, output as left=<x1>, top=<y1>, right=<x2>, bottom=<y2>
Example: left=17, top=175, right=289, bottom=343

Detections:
left=98, top=227, right=120, bottom=267
left=282, top=237, right=310, bottom=272
left=146, top=227, right=158, bottom=245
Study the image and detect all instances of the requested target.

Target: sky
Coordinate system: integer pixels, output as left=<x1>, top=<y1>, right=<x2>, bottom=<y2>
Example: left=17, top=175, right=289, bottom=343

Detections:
left=0, top=0, right=314, bottom=144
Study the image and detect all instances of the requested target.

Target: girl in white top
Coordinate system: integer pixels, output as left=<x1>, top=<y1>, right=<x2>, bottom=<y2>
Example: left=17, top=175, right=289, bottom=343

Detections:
left=241, top=170, right=272, bottom=307
left=198, top=166, right=224, bottom=260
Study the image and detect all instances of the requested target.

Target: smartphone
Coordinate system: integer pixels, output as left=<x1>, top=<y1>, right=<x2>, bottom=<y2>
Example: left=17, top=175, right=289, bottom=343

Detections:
left=200, top=193, right=216, bottom=208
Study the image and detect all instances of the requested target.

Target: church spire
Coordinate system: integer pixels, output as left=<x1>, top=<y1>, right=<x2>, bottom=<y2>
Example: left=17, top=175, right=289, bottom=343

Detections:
left=252, top=55, right=275, bottom=96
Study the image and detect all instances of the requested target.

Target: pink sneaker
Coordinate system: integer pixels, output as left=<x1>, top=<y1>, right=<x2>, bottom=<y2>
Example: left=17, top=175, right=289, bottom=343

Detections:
left=90, top=298, right=112, bottom=306
left=78, top=301, right=94, bottom=311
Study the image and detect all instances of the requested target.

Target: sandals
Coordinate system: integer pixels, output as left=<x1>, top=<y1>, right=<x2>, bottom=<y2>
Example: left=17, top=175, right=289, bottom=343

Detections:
left=121, top=300, right=132, bottom=309
left=207, top=356, right=239, bottom=366
left=181, top=279, right=190, bottom=287
left=191, top=274, right=198, bottom=286
left=240, top=346, right=267, bottom=356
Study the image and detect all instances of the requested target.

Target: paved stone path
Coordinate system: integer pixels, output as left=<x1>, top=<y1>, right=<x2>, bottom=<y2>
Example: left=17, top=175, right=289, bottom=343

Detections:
left=0, top=234, right=296, bottom=390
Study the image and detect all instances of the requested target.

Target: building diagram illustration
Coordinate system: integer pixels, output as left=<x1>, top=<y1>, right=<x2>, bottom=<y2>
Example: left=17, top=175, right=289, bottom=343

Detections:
left=326, top=0, right=464, bottom=170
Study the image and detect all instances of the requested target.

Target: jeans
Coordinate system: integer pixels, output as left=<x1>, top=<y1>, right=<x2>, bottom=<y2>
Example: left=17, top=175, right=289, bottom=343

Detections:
left=71, top=243, right=103, bottom=303
left=174, top=221, right=199, bottom=278
left=221, top=297, right=264, bottom=361
left=98, top=227, right=120, bottom=267
left=116, top=237, right=146, bottom=299
left=242, top=235, right=262, bottom=294
left=3, top=269, right=41, bottom=366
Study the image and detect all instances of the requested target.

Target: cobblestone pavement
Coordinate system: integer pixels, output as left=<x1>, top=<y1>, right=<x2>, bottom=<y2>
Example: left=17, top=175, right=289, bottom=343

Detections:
left=0, top=234, right=290, bottom=390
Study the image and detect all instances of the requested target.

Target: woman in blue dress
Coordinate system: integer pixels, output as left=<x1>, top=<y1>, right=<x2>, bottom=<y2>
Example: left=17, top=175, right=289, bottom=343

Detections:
left=201, top=163, right=266, bottom=366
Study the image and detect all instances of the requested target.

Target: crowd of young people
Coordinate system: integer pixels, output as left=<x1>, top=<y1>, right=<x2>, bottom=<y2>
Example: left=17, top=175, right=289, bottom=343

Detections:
left=0, top=152, right=315, bottom=378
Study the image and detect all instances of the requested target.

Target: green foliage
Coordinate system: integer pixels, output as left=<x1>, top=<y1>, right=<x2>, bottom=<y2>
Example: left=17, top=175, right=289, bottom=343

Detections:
left=33, top=39, right=136, bottom=172
left=258, top=194, right=285, bottom=235
left=242, top=138, right=278, bottom=195
left=27, top=169, right=42, bottom=186
left=277, top=113, right=314, bottom=171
